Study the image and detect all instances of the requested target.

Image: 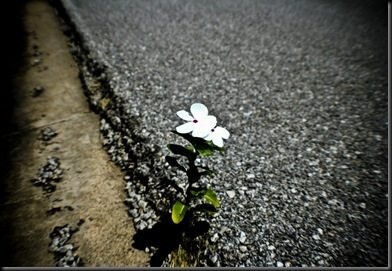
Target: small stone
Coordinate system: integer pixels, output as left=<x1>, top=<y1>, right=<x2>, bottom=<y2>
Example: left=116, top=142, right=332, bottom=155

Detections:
left=64, top=244, right=73, bottom=251
left=276, top=261, right=284, bottom=267
left=285, top=261, right=292, bottom=267
left=239, top=246, right=247, bottom=252
left=330, top=146, right=338, bottom=154
left=142, top=211, right=152, bottom=220
left=359, top=202, right=366, bottom=209
left=268, top=245, right=275, bottom=251
left=318, top=260, right=325, bottom=265
left=139, top=221, right=147, bottom=230
left=246, top=173, right=255, bottom=179
left=309, top=160, right=319, bottom=166
left=245, top=190, right=255, bottom=198
left=239, top=231, right=246, bottom=243
left=210, top=255, right=218, bottom=263
left=226, top=191, right=235, bottom=198
left=138, top=200, right=147, bottom=209
left=33, top=50, right=42, bottom=57
left=317, top=228, right=323, bottom=235
left=210, top=233, right=219, bottom=242
left=219, top=226, right=230, bottom=235
left=129, top=209, right=139, bottom=218
left=32, top=86, right=45, bottom=97
left=32, top=58, right=41, bottom=66
left=312, top=234, right=320, bottom=240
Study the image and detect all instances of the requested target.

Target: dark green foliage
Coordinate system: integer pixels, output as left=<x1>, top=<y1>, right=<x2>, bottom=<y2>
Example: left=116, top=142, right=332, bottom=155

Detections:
left=167, top=131, right=222, bottom=224
left=172, top=130, right=223, bottom=157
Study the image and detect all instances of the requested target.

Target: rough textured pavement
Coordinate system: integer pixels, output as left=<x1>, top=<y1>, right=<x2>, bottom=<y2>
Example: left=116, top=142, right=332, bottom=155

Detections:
left=0, top=0, right=149, bottom=266
left=59, top=0, right=388, bottom=267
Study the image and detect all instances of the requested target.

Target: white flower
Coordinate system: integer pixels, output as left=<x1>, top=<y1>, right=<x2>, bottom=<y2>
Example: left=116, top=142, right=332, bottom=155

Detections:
left=204, top=126, right=230, bottom=147
left=176, top=103, right=217, bottom=138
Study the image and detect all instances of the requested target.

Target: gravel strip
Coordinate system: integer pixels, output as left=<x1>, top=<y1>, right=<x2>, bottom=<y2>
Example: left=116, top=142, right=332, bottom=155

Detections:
left=38, top=127, right=58, bottom=143
left=48, top=221, right=84, bottom=267
left=56, top=0, right=387, bottom=267
left=31, top=156, right=64, bottom=193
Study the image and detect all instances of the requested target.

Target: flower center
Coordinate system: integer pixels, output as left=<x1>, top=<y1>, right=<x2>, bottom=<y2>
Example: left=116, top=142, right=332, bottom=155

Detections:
left=211, top=128, right=215, bottom=132
left=193, top=119, right=198, bottom=123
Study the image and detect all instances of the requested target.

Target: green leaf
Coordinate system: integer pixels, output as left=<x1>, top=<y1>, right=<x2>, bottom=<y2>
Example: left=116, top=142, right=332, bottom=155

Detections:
left=167, top=144, right=196, bottom=160
left=165, top=156, right=186, bottom=172
left=195, top=144, right=214, bottom=157
left=190, top=187, right=220, bottom=208
left=171, top=201, right=188, bottom=224
left=189, top=187, right=207, bottom=197
left=185, top=144, right=195, bottom=152
left=172, top=131, right=224, bottom=157
left=203, top=188, right=220, bottom=208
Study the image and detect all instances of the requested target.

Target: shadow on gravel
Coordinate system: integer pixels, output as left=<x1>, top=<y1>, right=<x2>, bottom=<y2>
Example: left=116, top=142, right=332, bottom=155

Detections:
left=132, top=214, right=210, bottom=266
left=0, top=0, right=28, bottom=266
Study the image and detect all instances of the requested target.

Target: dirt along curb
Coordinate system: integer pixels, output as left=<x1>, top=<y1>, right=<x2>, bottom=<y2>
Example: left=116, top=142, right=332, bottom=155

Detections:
left=0, top=0, right=149, bottom=266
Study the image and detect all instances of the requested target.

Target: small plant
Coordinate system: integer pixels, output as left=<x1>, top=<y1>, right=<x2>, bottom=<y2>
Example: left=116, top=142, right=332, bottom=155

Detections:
left=167, top=103, right=230, bottom=225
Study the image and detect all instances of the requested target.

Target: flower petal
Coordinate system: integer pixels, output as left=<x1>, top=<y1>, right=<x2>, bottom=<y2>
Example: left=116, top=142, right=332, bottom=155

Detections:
left=176, top=122, right=194, bottom=134
left=176, top=110, right=193, bottom=121
left=212, top=135, right=224, bottom=147
left=201, top=115, right=217, bottom=128
left=215, top=126, right=230, bottom=139
left=190, top=103, right=208, bottom=119
left=204, top=131, right=214, bottom=141
left=192, top=124, right=211, bottom=138
left=192, top=115, right=217, bottom=138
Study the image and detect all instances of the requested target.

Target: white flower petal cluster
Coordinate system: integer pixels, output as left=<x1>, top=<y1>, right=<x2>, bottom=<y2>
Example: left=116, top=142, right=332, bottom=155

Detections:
left=176, top=103, right=230, bottom=147
left=204, top=126, right=230, bottom=148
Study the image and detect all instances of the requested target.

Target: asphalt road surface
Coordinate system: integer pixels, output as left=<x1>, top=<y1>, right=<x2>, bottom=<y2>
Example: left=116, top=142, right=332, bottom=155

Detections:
left=59, top=0, right=388, bottom=267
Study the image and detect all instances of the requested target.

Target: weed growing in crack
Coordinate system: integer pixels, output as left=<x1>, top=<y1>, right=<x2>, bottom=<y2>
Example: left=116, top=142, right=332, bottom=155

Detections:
left=132, top=103, right=230, bottom=266
left=168, top=102, right=230, bottom=225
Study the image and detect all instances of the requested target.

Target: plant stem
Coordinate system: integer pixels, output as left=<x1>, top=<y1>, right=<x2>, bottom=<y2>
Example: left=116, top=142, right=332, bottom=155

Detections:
left=185, top=155, right=199, bottom=205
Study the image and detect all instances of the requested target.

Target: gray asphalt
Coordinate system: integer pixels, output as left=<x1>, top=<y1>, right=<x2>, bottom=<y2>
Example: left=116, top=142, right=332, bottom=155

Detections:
left=59, top=0, right=388, bottom=267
